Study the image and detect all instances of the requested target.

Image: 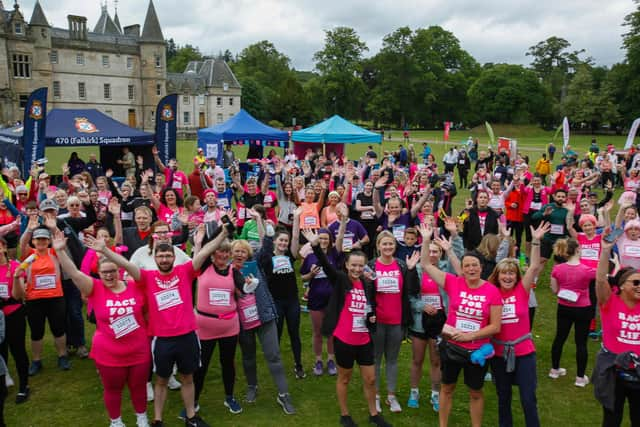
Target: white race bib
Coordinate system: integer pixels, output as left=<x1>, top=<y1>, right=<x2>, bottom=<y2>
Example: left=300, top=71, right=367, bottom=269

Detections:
left=455, top=318, right=480, bottom=332
left=377, top=277, right=400, bottom=294
left=314, top=268, right=327, bottom=279
left=581, top=248, right=599, bottom=261
left=352, top=315, right=367, bottom=333
left=550, top=224, right=564, bottom=235
left=361, top=210, right=374, bottom=220
left=392, top=224, right=405, bottom=241
left=0, top=283, right=8, bottom=299
left=154, top=288, right=183, bottom=311
left=343, top=232, right=354, bottom=251
left=272, top=256, right=293, bottom=273
left=303, top=216, right=318, bottom=226
left=623, top=245, right=640, bottom=257
left=558, top=289, right=579, bottom=303
left=530, top=202, right=542, bottom=211
left=459, top=160, right=465, bottom=165
left=238, top=207, right=246, bottom=219
left=209, top=289, right=231, bottom=306
left=217, top=198, right=230, bottom=208
left=110, top=314, right=140, bottom=339
left=421, top=294, right=442, bottom=309
left=264, top=195, right=273, bottom=205
left=172, top=180, right=182, bottom=189
left=502, top=303, right=516, bottom=319
left=242, top=304, right=259, bottom=322
left=34, top=274, right=56, bottom=290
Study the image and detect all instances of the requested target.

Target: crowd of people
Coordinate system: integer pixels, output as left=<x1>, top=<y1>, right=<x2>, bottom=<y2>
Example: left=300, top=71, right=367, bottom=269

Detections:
left=0, top=138, right=638, bottom=427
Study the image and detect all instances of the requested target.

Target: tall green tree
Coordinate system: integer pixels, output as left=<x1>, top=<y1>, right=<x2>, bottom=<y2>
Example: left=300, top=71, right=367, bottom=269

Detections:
left=313, top=27, right=368, bottom=118
left=166, top=44, right=203, bottom=73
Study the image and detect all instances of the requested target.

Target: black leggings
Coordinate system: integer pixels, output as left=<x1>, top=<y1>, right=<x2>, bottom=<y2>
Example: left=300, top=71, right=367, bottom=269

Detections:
left=0, top=374, right=6, bottom=427
left=551, top=304, right=593, bottom=377
left=508, top=220, right=524, bottom=252
left=25, top=297, right=66, bottom=341
left=275, top=298, right=302, bottom=368
left=458, top=169, right=468, bottom=188
left=194, top=334, right=238, bottom=401
left=601, top=376, right=640, bottom=427
left=0, top=307, right=29, bottom=393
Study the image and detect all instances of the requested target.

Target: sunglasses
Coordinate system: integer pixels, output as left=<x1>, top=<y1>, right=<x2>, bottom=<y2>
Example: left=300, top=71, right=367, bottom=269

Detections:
left=625, top=279, right=640, bottom=287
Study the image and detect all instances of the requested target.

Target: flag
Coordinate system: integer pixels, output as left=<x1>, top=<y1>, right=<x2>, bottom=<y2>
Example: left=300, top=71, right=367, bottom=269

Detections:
left=443, top=121, right=451, bottom=141
left=154, top=94, right=178, bottom=164
left=22, top=87, right=48, bottom=177
left=485, top=122, right=495, bottom=147
left=562, top=117, right=570, bottom=153
left=624, top=118, right=640, bottom=150
left=552, top=122, right=563, bottom=142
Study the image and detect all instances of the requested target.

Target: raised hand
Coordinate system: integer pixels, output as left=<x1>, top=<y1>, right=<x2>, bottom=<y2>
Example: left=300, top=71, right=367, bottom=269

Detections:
left=300, top=228, right=319, bottom=246
left=531, top=221, right=551, bottom=241
left=51, top=229, right=67, bottom=251
left=27, top=215, right=39, bottom=231
left=499, top=221, right=511, bottom=239
left=434, top=235, right=452, bottom=252
left=194, top=223, right=205, bottom=247
left=105, top=169, right=113, bottom=178
left=43, top=214, right=57, bottom=231
left=152, top=146, right=158, bottom=155
left=84, top=234, right=106, bottom=253
left=374, top=176, right=387, bottom=189
left=406, top=250, right=420, bottom=270
left=418, top=222, right=433, bottom=240
left=443, top=217, right=458, bottom=235
left=177, top=211, right=189, bottom=225
left=108, top=198, right=121, bottom=216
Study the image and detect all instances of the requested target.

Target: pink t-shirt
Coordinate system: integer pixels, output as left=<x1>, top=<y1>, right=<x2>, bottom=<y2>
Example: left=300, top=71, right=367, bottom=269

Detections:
left=601, top=293, right=640, bottom=354
left=156, top=204, right=182, bottom=225
left=551, top=263, right=596, bottom=307
left=617, top=235, right=640, bottom=270
left=164, top=169, right=189, bottom=198
left=0, top=261, right=20, bottom=316
left=444, top=273, right=502, bottom=350
left=139, top=261, right=198, bottom=337
left=333, top=280, right=370, bottom=346
left=88, top=278, right=151, bottom=367
left=577, top=233, right=602, bottom=269
left=262, top=191, right=278, bottom=224
left=420, top=272, right=443, bottom=310
left=494, top=284, right=535, bottom=357
left=374, top=259, right=404, bottom=325
left=477, top=211, right=488, bottom=234
left=195, top=266, right=240, bottom=340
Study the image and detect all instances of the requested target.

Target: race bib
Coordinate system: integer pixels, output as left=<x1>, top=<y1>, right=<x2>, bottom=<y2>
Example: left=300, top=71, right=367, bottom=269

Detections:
left=550, top=224, right=564, bottom=235
left=209, top=289, right=231, bottom=306
left=238, top=294, right=261, bottom=330
left=352, top=315, right=367, bottom=333
left=303, top=215, right=318, bottom=227
left=421, top=294, right=441, bottom=309
left=558, top=289, right=579, bottom=303
left=455, top=318, right=480, bottom=332
left=343, top=232, right=354, bottom=251
left=377, top=277, right=400, bottom=294
left=392, top=224, right=405, bottom=241
left=581, top=248, right=599, bottom=260
left=34, top=274, right=56, bottom=290
left=264, top=195, right=273, bottom=205
left=110, top=314, right=140, bottom=339
left=0, top=283, right=8, bottom=299
left=502, top=303, right=516, bottom=319
left=624, top=245, right=640, bottom=257
left=98, top=196, right=109, bottom=205
left=172, top=180, right=182, bottom=190
left=361, top=210, right=374, bottom=220
left=217, top=198, right=230, bottom=208
left=494, top=172, right=502, bottom=179
left=242, top=304, right=259, bottom=322
left=315, top=268, right=327, bottom=279
left=530, top=202, right=542, bottom=211
left=272, top=255, right=293, bottom=273
left=154, top=288, right=183, bottom=311
left=459, top=160, right=465, bottom=165
left=238, top=207, right=246, bottom=219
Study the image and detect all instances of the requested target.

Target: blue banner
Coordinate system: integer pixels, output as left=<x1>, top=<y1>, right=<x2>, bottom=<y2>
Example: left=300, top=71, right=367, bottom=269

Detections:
left=154, top=94, right=177, bottom=165
left=22, top=87, right=47, bottom=176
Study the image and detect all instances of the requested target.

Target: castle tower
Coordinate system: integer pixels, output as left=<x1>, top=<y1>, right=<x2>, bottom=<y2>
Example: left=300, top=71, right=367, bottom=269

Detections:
left=28, top=0, right=52, bottom=90
left=139, top=0, right=165, bottom=131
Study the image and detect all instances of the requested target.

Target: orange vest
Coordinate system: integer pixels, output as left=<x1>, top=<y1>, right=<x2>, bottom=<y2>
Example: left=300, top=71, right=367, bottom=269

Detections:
left=300, top=202, right=320, bottom=229
left=26, top=249, right=63, bottom=300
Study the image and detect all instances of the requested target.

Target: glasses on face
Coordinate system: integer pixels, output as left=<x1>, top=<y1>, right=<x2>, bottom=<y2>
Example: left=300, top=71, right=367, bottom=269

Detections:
left=625, top=279, right=640, bottom=287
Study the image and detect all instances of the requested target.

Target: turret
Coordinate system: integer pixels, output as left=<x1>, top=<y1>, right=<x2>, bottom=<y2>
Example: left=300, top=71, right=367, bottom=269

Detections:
left=139, top=0, right=165, bottom=131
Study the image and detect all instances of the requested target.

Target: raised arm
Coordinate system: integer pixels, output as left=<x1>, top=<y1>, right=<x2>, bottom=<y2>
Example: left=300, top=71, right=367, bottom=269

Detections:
left=334, top=210, right=348, bottom=253
left=291, top=207, right=302, bottom=258
left=434, top=235, right=462, bottom=276
left=192, top=223, right=231, bottom=270
left=418, top=223, right=447, bottom=287
left=596, top=232, right=617, bottom=305
left=85, top=234, right=141, bottom=281
left=372, top=177, right=386, bottom=218
left=522, top=222, right=550, bottom=290
left=151, top=146, right=167, bottom=173
left=51, top=230, right=93, bottom=296
left=410, top=186, right=431, bottom=218
left=302, top=229, right=339, bottom=283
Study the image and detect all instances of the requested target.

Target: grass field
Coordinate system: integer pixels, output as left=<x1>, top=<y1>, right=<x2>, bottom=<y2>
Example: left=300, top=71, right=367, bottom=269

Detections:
left=7, top=127, right=633, bottom=426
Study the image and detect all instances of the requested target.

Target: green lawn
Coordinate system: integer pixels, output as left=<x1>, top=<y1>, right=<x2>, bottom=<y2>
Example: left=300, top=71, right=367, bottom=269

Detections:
left=12, top=127, right=632, bottom=426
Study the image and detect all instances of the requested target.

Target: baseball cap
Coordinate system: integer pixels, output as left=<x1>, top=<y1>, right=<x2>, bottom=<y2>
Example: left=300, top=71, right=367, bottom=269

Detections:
left=39, top=172, right=50, bottom=180
left=32, top=228, right=51, bottom=239
left=39, top=199, right=58, bottom=212
left=16, top=185, right=28, bottom=194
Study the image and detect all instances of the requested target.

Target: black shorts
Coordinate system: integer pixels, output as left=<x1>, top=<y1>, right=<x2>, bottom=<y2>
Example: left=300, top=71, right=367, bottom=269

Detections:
left=152, top=331, right=200, bottom=378
left=25, top=296, right=66, bottom=340
left=334, top=336, right=374, bottom=369
left=540, top=238, right=554, bottom=259
left=439, top=343, right=489, bottom=390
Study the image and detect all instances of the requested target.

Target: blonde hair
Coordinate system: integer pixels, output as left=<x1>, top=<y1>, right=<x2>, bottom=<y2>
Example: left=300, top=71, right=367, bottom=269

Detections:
left=553, top=238, right=579, bottom=260
left=487, top=258, right=522, bottom=287
left=376, top=230, right=396, bottom=248
left=477, top=234, right=500, bottom=260
left=231, top=239, right=254, bottom=259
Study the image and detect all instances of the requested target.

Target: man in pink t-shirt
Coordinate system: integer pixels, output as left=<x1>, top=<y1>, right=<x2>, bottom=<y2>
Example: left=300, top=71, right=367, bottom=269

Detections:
left=153, top=146, right=191, bottom=198
left=93, top=225, right=232, bottom=427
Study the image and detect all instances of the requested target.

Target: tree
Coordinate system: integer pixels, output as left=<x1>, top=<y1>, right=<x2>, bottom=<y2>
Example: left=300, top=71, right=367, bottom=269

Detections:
left=313, top=27, right=368, bottom=118
left=166, top=38, right=177, bottom=64
left=467, top=64, right=552, bottom=125
left=239, top=78, right=268, bottom=121
left=167, top=44, right=203, bottom=73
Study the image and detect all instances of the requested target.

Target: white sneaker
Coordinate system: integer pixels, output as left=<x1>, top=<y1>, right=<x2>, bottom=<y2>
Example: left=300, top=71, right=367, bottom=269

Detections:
left=136, top=413, right=149, bottom=427
left=548, top=368, right=567, bottom=379
left=146, top=382, right=154, bottom=401
left=375, top=394, right=382, bottom=414
left=5, top=373, right=14, bottom=387
left=110, top=418, right=126, bottom=427
left=386, top=395, right=402, bottom=413
left=575, top=376, right=590, bottom=387
left=168, top=374, right=182, bottom=390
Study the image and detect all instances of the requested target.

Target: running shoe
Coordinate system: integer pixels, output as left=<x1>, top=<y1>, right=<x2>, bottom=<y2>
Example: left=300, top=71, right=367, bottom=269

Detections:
left=178, top=404, right=200, bottom=421
left=110, top=418, right=126, bottom=427
left=386, top=395, right=402, bottom=413
left=28, top=360, right=42, bottom=376
left=146, top=382, right=155, bottom=401
left=57, top=356, right=71, bottom=371
left=76, top=346, right=89, bottom=359
left=150, top=422, right=164, bottom=427
left=15, top=387, right=29, bottom=404
left=369, top=414, right=392, bottom=427
left=327, top=359, right=337, bottom=376
left=548, top=368, right=567, bottom=379
left=340, top=415, right=358, bottom=427
left=136, top=412, right=150, bottom=427
left=407, top=389, right=419, bottom=409
left=575, top=376, right=590, bottom=387
left=168, top=374, right=182, bottom=390
left=294, top=365, right=307, bottom=379
left=224, top=396, right=243, bottom=414
left=277, top=393, right=296, bottom=415
left=185, top=415, right=209, bottom=427
left=245, top=385, right=258, bottom=403
left=375, top=395, right=382, bottom=414
left=430, top=392, right=440, bottom=412
left=313, top=360, right=324, bottom=376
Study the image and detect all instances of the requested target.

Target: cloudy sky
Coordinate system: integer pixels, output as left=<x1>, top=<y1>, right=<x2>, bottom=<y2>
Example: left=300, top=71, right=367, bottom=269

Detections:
left=23, top=0, right=636, bottom=71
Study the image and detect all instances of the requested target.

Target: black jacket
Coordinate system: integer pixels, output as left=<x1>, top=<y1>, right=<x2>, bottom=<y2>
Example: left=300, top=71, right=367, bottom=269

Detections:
left=367, top=257, right=419, bottom=329
left=462, top=207, right=500, bottom=250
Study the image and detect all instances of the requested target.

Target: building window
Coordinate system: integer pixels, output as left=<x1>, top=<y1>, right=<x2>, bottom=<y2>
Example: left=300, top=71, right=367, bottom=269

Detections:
left=102, top=55, right=110, bottom=67
left=217, top=113, right=223, bottom=123
left=50, top=50, right=58, bottom=64
left=223, top=83, right=229, bottom=91
left=198, top=95, right=205, bottom=105
left=229, top=97, right=234, bottom=106
left=76, top=53, right=84, bottom=65
left=128, top=85, right=135, bottom=101
left=216, top=97, right=222, bottom=107
left=183, top=95, right=190, bottom=105
left=126, top=57, right=133, bottom=69
left=14, top=23, right=22, bottom=35
left=53, top=81, right=61, bottom=98
left=156, top=84, right=161, bottom=96
left=103, top=83, right=111, bottom=100
left=18, top=94, right=28, bottom=109
left=183, top=112, right=190, bottom=125
left=78, top=82, right=86, bottom=99
left=12, top=54, right=31, bottom=78
left=154, top=54, right=161, bottom=68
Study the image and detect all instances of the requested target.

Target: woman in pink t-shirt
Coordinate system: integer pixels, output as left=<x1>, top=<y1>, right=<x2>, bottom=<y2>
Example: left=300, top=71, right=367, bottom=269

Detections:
left=419, top=223, right=502, bottom=427
left=52, top=231, right=151, bottom=427
left=549, top=238, right=597, bottom=387
left=486, top=222, right=549, bottom=427
left=593, top=232, right=640, bottom=426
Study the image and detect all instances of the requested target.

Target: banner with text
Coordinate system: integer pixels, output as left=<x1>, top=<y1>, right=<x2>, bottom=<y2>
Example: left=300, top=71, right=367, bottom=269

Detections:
left=154, top=94, right=178, bottom=164
left=562, top=116, right=570, bottom=153
left=22, top=87, right=48, bottom=176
